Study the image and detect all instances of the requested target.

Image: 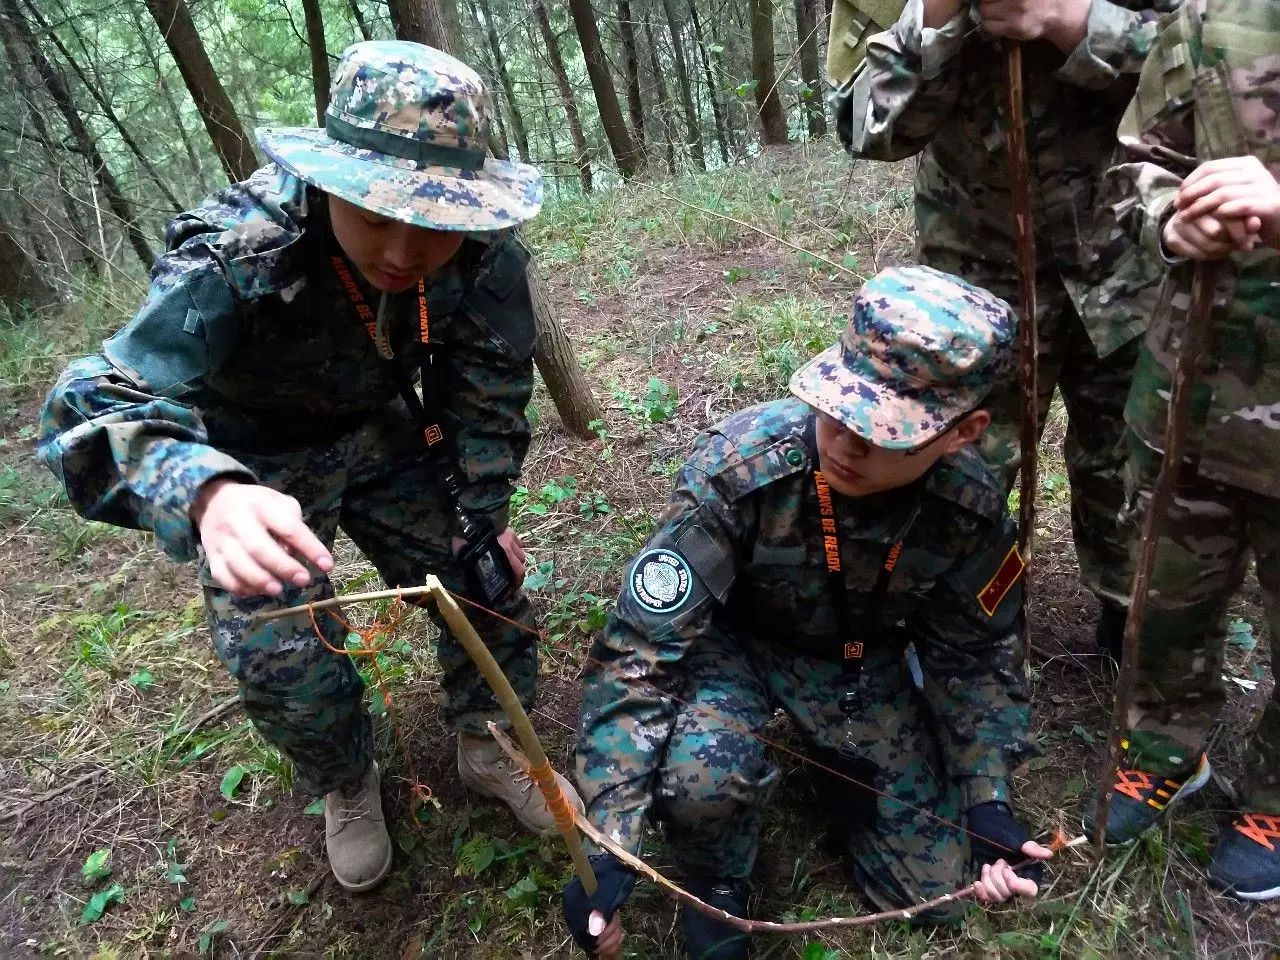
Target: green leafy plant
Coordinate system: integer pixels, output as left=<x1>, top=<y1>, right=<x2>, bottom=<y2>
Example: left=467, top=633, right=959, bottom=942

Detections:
left=80, top=883, right=124, bottom=924
left=80, top=848, right=111, bottom=885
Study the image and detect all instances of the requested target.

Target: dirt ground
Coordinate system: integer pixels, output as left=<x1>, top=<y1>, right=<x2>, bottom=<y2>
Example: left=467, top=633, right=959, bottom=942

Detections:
left=2, top=146, right=1279, bottom=958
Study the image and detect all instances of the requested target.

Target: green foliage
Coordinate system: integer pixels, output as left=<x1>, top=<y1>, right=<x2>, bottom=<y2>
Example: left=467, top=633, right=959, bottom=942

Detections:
left=79, top=883, right=124, bottom=924
left=612, top=376, right=678, bottom=424
left=80, top=848, right=111, bottom=885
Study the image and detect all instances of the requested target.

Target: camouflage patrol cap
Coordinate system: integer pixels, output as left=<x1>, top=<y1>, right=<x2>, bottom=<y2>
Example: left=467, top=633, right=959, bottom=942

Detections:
left=789, top=265, right=1015, bottom=450
left=256, top=41, right=541, bottom=231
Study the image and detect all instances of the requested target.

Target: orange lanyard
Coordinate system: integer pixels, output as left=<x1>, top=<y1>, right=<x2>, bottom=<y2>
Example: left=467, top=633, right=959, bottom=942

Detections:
left=330, top=256, right=430, bottom=357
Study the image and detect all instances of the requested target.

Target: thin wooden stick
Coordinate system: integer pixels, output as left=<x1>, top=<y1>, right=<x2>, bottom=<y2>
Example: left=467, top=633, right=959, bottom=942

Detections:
left=1004, top=42, right=1040, bottom=584
left=250, top=585, right=437, bottom=623
left=488, top=725, right=1065, bottom=932
left=1093, top=262, right=1217, bottom=852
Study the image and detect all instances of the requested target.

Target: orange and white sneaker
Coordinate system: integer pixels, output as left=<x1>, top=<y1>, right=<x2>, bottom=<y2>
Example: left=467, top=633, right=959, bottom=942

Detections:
left=1209, top=812, right=1280, bottom=901
left=1084, top=754, right=1211, bottom=845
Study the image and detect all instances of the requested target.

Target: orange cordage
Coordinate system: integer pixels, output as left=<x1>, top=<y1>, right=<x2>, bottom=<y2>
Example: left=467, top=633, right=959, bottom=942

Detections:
left=307, top=596, right=435, bottom=827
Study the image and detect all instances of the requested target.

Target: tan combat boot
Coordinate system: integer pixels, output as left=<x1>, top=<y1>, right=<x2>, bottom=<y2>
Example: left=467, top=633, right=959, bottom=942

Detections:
left=457, top=733, right=585, bottom=835
left=324, top=763, right=393, bottom=892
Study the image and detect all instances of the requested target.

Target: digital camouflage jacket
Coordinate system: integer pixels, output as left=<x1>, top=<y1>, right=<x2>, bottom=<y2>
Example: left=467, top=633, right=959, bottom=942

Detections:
left=837, top=0, right=1181, bottom=357
left=1113, top=0, right=1280, bottom=498
left=577, top=398, right=1033, bottom=854
left=37, top=165, right=537, bottom=561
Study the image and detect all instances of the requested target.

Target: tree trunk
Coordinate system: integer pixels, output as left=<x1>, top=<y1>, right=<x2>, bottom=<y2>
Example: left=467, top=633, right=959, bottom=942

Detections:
left=534, top=1, right=591, bottom=193
left=660, top=0, right=705, bottom=170
left=0, top=207, right=58, bottom=309
left=644, top=19, right=677, bottom=176
left=22, top=0, right=183, bottom=213
left=750, top=0, right=789, bottom=144
left=473, top=0, right=530, bottom=163
left=567, top=0, right=644, bottom=178
left=143, top=0, right=258, bottom=183
left=301, top=0, right=331, bottom=122
left=387, top=0, right=452, bottom=48
left=1, top=0, right=156, bottom=268
left=528, top=270, right=603, bottom=438
left=794, top=0, right=826, bottom=138
left=688, top=1, right=731, bottom=164
left=348, top=0, right=372, bottom=40
left=130, top=4, right=210, bottom=194
left=616, top=1, right=645, bottom=150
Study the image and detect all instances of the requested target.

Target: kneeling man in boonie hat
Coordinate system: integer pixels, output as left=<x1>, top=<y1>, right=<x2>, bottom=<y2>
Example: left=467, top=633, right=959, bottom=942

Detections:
left=38, top=41, right=581, bottom=893
left=563, top=266, right=1053, bottom=959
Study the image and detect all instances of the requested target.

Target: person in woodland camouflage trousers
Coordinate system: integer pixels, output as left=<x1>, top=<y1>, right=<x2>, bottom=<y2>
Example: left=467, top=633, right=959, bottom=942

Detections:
left=1082, top=0, right=1280, bottom=901
left=831, top=0, right=1181, bottom=651
left=561, top=267, right=1054, bottom=960
left=36, top=41, right=582, bottom=894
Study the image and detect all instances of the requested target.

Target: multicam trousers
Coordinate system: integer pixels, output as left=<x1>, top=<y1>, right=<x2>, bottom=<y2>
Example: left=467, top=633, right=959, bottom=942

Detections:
left=201, top=406, right=536, bottom=796
left=927, top=256, right=1141, bottom=610
left=1121, top=433, right=1280, bottom=813
left=651, top=629, right=970, bottom=921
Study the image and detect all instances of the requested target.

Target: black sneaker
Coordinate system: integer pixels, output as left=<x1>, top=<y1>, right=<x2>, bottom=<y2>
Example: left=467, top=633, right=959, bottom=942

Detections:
left=1084, top=754, right=1210, bottom=845
left=1095, top=602, right=1127, bottom=662
left=681, top=875, right=751, bottom=960
left=1209, top=812, right=1280, bottom=900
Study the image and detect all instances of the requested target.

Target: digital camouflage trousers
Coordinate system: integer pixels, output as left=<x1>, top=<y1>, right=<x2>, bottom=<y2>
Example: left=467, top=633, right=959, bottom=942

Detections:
left=926, top=255, right=1141, bottom=610
left=1121, top=432, right=1280, bottom=813
left=651, top=630, right=974, bottom=922
left=201, top=407, right=536, bottom=796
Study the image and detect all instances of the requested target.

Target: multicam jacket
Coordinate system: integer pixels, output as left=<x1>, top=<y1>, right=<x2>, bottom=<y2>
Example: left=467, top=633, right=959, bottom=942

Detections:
left=836, top=0, right=1181, bottom=357
left=577, top=398, right=1033, bottom=854
left=1113, top=0, right=1280, bottom=498
left=37, top=165, right=537, bottom=561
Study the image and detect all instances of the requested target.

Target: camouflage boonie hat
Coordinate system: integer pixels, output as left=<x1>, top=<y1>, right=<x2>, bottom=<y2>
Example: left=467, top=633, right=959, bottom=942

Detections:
left=256, top=41, right=541, bottom=231
left=789, top=266, right=1015, bottom=450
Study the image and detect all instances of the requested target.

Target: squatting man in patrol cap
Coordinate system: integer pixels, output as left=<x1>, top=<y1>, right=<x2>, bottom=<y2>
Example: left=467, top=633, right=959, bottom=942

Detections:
left=562, top=266, right=1054, bottom=959
left=37, top=41, right=582, bottom=893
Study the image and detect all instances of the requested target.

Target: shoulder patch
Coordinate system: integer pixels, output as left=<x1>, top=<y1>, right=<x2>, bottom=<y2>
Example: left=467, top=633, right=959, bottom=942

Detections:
left=629, top=549, right=694, bottom=613
left=700, top=398, right=813, bottom=500
left=977, top=545, right=1025, bottom=617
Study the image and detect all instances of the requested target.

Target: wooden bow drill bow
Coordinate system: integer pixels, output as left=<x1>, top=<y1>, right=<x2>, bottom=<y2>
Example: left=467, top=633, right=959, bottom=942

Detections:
left=258, top=582, right=1082, bottom=933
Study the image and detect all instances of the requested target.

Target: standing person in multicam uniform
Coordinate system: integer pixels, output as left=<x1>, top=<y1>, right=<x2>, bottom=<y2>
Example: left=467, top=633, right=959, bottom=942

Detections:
left=560, top=267, right=1054, bottom=960
left=1083, top=0, right=1280, bottom=901
left=36, top=41, right=582, bottom=894
left=829, top=0, right=1181, bottom=655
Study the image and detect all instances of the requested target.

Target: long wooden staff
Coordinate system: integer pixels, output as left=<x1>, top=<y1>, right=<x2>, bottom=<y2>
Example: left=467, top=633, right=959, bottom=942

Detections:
left=253, top=578, right=599, bottom=895
left=1092, top=262, right=1216, bottom=852
left=1004, top=43, right=1040, bottom=578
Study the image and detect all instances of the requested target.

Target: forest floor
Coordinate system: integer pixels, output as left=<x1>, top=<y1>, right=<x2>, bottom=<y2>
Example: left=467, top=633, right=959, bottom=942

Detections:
left=2, top=141, right=1278, bottom=959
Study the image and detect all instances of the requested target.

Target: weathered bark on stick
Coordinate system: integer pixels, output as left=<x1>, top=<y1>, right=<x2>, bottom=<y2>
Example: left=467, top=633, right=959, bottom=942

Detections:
left=661, top=0, right=706, bottom=170
left=1093, top=263, right=1217, bottom=853
left=1003, top=44, right=1038, bottom=573
left=144, top=0, right=258, bottom=183
left=794, top=0, right=827, bottom=138
left=1, top=0, right=157, bottom=267
left=616, top=1, right=646, bottom=149
left=534, top=1, right=592, bottom=192
left=529, top=269, right=604, bottom=438
left=750, top=0, right=789, bottom=143
left=301, top=0, right=331, bottom=122
left=689, top=1, right=731, bottom=163
left=568, top=0, right=645, bottom=177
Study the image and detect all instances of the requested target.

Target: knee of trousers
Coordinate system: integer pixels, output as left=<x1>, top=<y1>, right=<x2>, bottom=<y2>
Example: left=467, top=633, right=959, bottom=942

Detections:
left=656, top=753, right=779, bottom=830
